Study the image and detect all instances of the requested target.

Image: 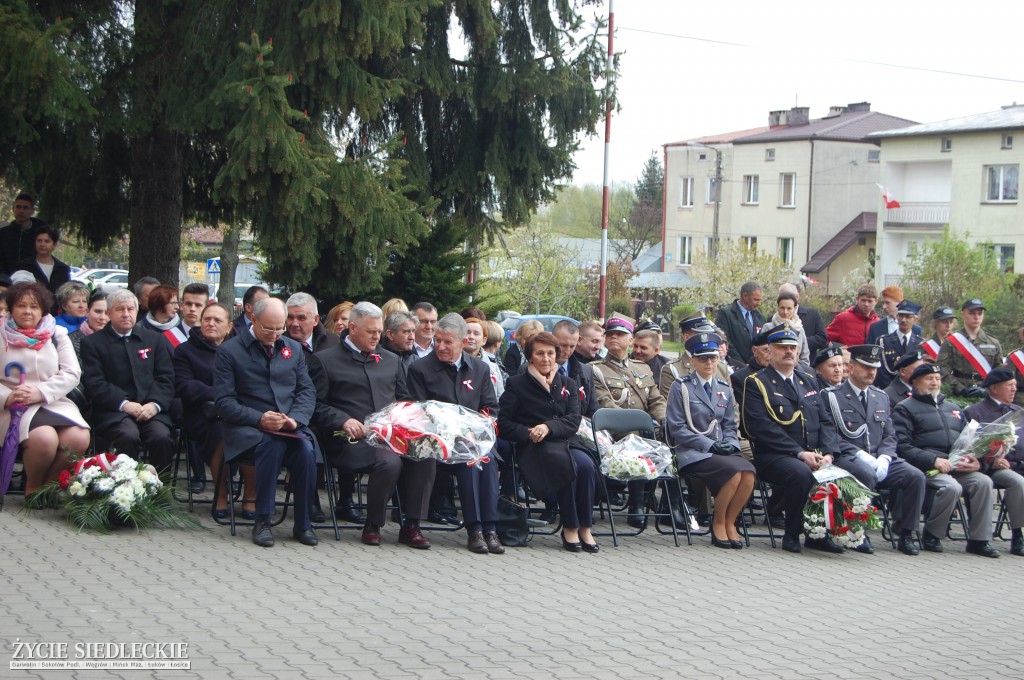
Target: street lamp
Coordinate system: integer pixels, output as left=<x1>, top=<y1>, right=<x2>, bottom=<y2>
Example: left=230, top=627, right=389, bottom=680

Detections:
left=686, top=142, right=722, bottom=259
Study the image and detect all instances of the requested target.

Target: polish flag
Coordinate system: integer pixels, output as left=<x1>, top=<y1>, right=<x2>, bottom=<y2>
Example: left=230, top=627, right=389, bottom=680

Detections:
left=876, top=183, right=901, bottom=209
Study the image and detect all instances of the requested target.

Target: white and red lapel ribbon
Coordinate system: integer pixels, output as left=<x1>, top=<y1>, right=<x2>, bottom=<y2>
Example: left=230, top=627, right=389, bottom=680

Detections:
left=921, top=338, right=940, bottom=360
left=462, top=379, right=474, bottom=391
left=560, top=385, right=570, bottom=397
left=73, top=453, right=117, bottom=475
left=810, top=482, right=841, bottom=530
left=1008, top=350, right=1024, bottom=377
left=948, top=332, right=992, bottom=378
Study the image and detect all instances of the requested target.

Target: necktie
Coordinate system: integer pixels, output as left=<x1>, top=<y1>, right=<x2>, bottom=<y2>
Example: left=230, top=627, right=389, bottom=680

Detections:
left=302, top=341, right=311, bottom=352
left=560, top=364, right=569, bottom=377
left=900, top=336, right=907, bottom=354
left=703, top=381, right=713, bottom=403
left=264, top=345, right=274, bottom=359
left=745, top=310, right=754, bottom=339
left=860, top=390, right=867, bottom=410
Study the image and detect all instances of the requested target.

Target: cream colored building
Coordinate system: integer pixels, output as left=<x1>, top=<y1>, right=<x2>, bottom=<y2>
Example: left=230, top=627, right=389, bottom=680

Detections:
left=870, top=105, right=1024, bottom=286
left=661, top=103, right=915, bottom=294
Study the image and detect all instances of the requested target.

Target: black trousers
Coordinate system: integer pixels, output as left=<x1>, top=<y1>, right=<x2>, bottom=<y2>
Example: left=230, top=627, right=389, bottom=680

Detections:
left=248, top=432, right=316, bottom=531
left=753, top=452, right=815, bottom=538
left=834, top=455, right=926, bottom=533
left=101, top=418, right=174, bottom=471
left=340, top=448, right=435, bottom=528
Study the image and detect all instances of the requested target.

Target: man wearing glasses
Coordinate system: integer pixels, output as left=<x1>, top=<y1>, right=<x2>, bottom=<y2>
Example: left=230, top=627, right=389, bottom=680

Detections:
left=411, top=302, right=438, bottom=358
left=214, top=297, right=319, bottom=548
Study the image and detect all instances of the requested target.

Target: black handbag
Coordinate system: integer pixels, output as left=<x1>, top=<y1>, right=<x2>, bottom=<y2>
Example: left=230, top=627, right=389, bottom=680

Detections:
left=495, top=496, right=530, bottom=547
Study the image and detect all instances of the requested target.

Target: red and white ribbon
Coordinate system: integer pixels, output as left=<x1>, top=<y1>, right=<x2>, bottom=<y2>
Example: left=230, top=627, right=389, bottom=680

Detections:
left=561, top=386, right=570, bottom=397
left=810, top=482, right=841, bottom=530
left=922, top=338, right=940, bottom=360
left=948, top=332, right=992, bottom=378
left=462, top=379, right=474, bottom=391
left=73, top=453, right=117, bottom=475
left=1008, top=349, right=1024, bottom=377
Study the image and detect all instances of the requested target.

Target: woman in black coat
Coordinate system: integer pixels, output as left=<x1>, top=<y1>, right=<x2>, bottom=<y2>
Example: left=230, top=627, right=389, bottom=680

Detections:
left=172, top=303, right=254, bottom=518
left=498, top=331, right=598, bottom=553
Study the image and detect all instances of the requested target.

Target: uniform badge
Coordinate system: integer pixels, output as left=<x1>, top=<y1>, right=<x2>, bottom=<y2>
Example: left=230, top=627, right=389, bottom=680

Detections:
left=462, top=379, right=474, bottom=391
left=281, top=347, right=292, bottom=359
left=138, top=348, right=151, bottom=360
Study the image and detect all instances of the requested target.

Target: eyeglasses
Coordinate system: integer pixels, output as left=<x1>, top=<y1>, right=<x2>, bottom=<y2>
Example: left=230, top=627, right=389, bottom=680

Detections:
left=692, top=355, right=718, bottom=362
left=253, top=319, right=285, bottom=335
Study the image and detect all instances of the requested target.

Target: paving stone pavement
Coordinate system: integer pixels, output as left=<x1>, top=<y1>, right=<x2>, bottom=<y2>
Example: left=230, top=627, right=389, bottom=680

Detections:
left=2, top=492, right=1024, bottom=680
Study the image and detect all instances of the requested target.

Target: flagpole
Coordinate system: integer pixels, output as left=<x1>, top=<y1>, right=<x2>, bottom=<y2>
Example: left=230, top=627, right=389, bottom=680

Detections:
left=598, top=0, right=614, bottom=321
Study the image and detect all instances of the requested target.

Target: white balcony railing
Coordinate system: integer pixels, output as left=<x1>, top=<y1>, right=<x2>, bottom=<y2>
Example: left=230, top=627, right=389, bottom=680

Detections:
left=884, top=201, right=950, bottom=226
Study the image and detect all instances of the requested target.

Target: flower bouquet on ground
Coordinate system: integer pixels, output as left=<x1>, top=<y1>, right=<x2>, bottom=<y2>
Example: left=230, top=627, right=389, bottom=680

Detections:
left=803, top=463, right=881, bottom=549
left=574, top=416, right=614, bottom=454
left=345, top=400, right=496, bottom=467
left=23, top=452, right=202, bottom=533
left=936, top=411, right=1021, bottom=475
left=599, top=434, right=673, bottom=481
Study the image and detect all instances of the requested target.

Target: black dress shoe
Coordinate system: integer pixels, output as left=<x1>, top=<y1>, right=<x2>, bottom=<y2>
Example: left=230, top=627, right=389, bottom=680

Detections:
left=730, top=540, right=743, bottom=549
left=310, top=497, right=326, bottom=524
left=467, top=531, right=489, bottom=554
left=782, top=533, right=802, bottom=553
left=190, top=480, right=206, bottom=494
left=212, top=507, right=229, bottom=520
left=966, top=540, right=1000, bottom=558
left=561, top=532, right=582, bottom=552
left=710, top=531, right=732, bottom=549
left=252, top=519, right=274, bottom=547
left=537, top=509, right=559, bottom=525
left=241, top=509, right=257, bottom=520
left=581, top=541, right=600, bottom=554
left=897, top=533, right=920, bottom=556
left=852, top=536, right=875, bottom=554
left=335, top=497, right=366, bottom=524
left=921, top=531, right=943, bottom=553
left=1012, top=535, right=1024, bottom=556
left=483, top=532, right=505, bottom=554
left=293, top=527, right=319, bottom=546
left=626, top=505, right=647, bottom=529
left=805, top=535, right=844, bottom=554
left=768, top=516, right=788, bottom=530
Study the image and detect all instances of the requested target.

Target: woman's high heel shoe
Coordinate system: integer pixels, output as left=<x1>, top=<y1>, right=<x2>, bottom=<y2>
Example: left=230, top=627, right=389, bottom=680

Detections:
left=561, top=532, right=582, bottom=553
left=710, top=531, right=732, bottom=549
left=581, top=541, right=600, bottom=554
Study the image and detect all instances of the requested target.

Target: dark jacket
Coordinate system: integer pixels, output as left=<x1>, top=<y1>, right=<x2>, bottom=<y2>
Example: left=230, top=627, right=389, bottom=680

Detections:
left=866, top=318, right=923, bottom=347
left=715, top=300, right=766, bottom=366
left=568, top=352, right=598, bottom=418
left=884, top=377, right=913, bottom=406
left=892, top=392, right=967, bottom=472
left=16, top=255, right=71, bottom=297
left=173, top=326, right=219, bottom=439
left=291, top=322, right=339, bottom=355
left=498, top=372, right=582, bottom=499
left=213, top=330, right=317, bottom=462
left=503, top=342, right=525, bottom=376
left=741, top=366, right=840, bottom=459
left=0, top=218, right=44, bottom=275
left=80, top=323, right=175, bottom=433
left=307, top=336, right=409, bottom=469
left=230, top=312, right=250, bottom=338
left=379, top=336, right=418, bottom=377
left=797, top=305, right=828, bottom=356
left=874, top=329, right=924, bottom=389
left=407, top=351, right=498, bottom=416
left=964, top=397, right=1024, bottom=475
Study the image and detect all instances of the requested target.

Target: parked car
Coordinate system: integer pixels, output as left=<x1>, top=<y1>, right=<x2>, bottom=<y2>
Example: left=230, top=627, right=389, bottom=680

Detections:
left=72, top=268, right=128, bottom=290
left=501, top=314, right=579, bottom=344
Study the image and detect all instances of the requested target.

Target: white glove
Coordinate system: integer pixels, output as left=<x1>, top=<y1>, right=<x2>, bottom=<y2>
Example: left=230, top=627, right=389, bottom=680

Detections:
left=875, top=455, right=891, bottom=483
left=854, top=449, right=875, bottom=467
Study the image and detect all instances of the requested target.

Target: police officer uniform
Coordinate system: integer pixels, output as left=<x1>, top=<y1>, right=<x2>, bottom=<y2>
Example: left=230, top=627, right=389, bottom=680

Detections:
left=822, top=345, right=926, bottom=555
left=659, top=316, right=729, bottom=398
left=741, top=326, right=843, bottom=553
left=874, top=300, right=923, bottom=390
left=937, top=298, right=1003, bottom=396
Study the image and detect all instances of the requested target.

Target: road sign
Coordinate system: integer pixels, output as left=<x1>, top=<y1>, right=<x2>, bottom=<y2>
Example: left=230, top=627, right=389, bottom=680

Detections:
left=206, top=257, right=220, bottom=274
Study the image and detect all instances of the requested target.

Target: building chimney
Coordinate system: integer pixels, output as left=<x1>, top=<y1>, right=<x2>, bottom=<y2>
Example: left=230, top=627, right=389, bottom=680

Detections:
left=846, top=101, right=871, bottom=112
left=788, top=106, right=810, bottom=126
left=768, top=109, right=788, bottom=127
left=826, top=105, right=847, bottom=118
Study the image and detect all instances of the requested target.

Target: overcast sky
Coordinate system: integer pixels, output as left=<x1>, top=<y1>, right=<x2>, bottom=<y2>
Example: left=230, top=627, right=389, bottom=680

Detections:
left=569, top=0, right=1024, bottom=187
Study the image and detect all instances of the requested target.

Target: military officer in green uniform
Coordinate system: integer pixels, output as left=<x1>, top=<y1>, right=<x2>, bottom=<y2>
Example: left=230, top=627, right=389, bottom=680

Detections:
left=659, top=315, right=730, bottom=398
left=937, top=298, right=1003, bottom=398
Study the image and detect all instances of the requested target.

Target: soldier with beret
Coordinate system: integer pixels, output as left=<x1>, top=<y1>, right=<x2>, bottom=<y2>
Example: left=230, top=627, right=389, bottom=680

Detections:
left=666, top=333, right=755, bottom=549
left=812, top=343, right=845, bottom=391
left=659, top=316, right=729, bottom=398
left=893, top=363, right=999, bottom=557
left=875, top=300, right=924, bottom=389
left=592, top=314, right=671, bottom=527
left=822, top=345, right=926, bottom=555
left=963, top=368, right=1024, bottom=556
left=742, top=325, right=845, bottom=553
left=884, top=350, right=926, bottom=406
left=938, top=298, right=1002, bottom=398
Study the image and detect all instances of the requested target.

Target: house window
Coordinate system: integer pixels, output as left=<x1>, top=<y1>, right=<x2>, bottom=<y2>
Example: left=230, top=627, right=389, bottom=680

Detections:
left=678, top=235, right=693, bottom=265
left=679, top=176, right=694, bottom=207
left=698, top=153, right=707, bottom=161
left=743, top=175, right=759, bottom=204
left=765, top=149, right=776, bottom=161
left=706, top=177, right=719, bottom=204
left=1003, top=134, right=1014, bottom=150
left=780, top=173, right=796, bottom=207
left=992, top=244, right=1016, bottom=272
left=941, top=138, right=952, bottom=152
left=741, top=236, right=757, bottom=251
left=778, top=237, right=794, bottom=265
left=868, top=149, right=881, bottom=162
left=986, top=165, right=1019, bottom=202
left=704, top=236, right=715, bottom=254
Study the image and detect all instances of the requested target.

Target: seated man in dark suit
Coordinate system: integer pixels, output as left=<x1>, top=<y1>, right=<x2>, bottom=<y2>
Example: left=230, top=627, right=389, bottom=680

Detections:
left=407, top=313, right=502, bottom=554
left=308, top=301, right=435, bottom=549
left=214, top=296, right=319, bottom=547
left=80, top=289, right=175, bottom=471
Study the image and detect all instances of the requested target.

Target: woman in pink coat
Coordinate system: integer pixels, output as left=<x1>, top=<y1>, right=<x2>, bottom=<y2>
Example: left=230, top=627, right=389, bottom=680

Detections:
left=1, top=283, right=90, bottom=495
